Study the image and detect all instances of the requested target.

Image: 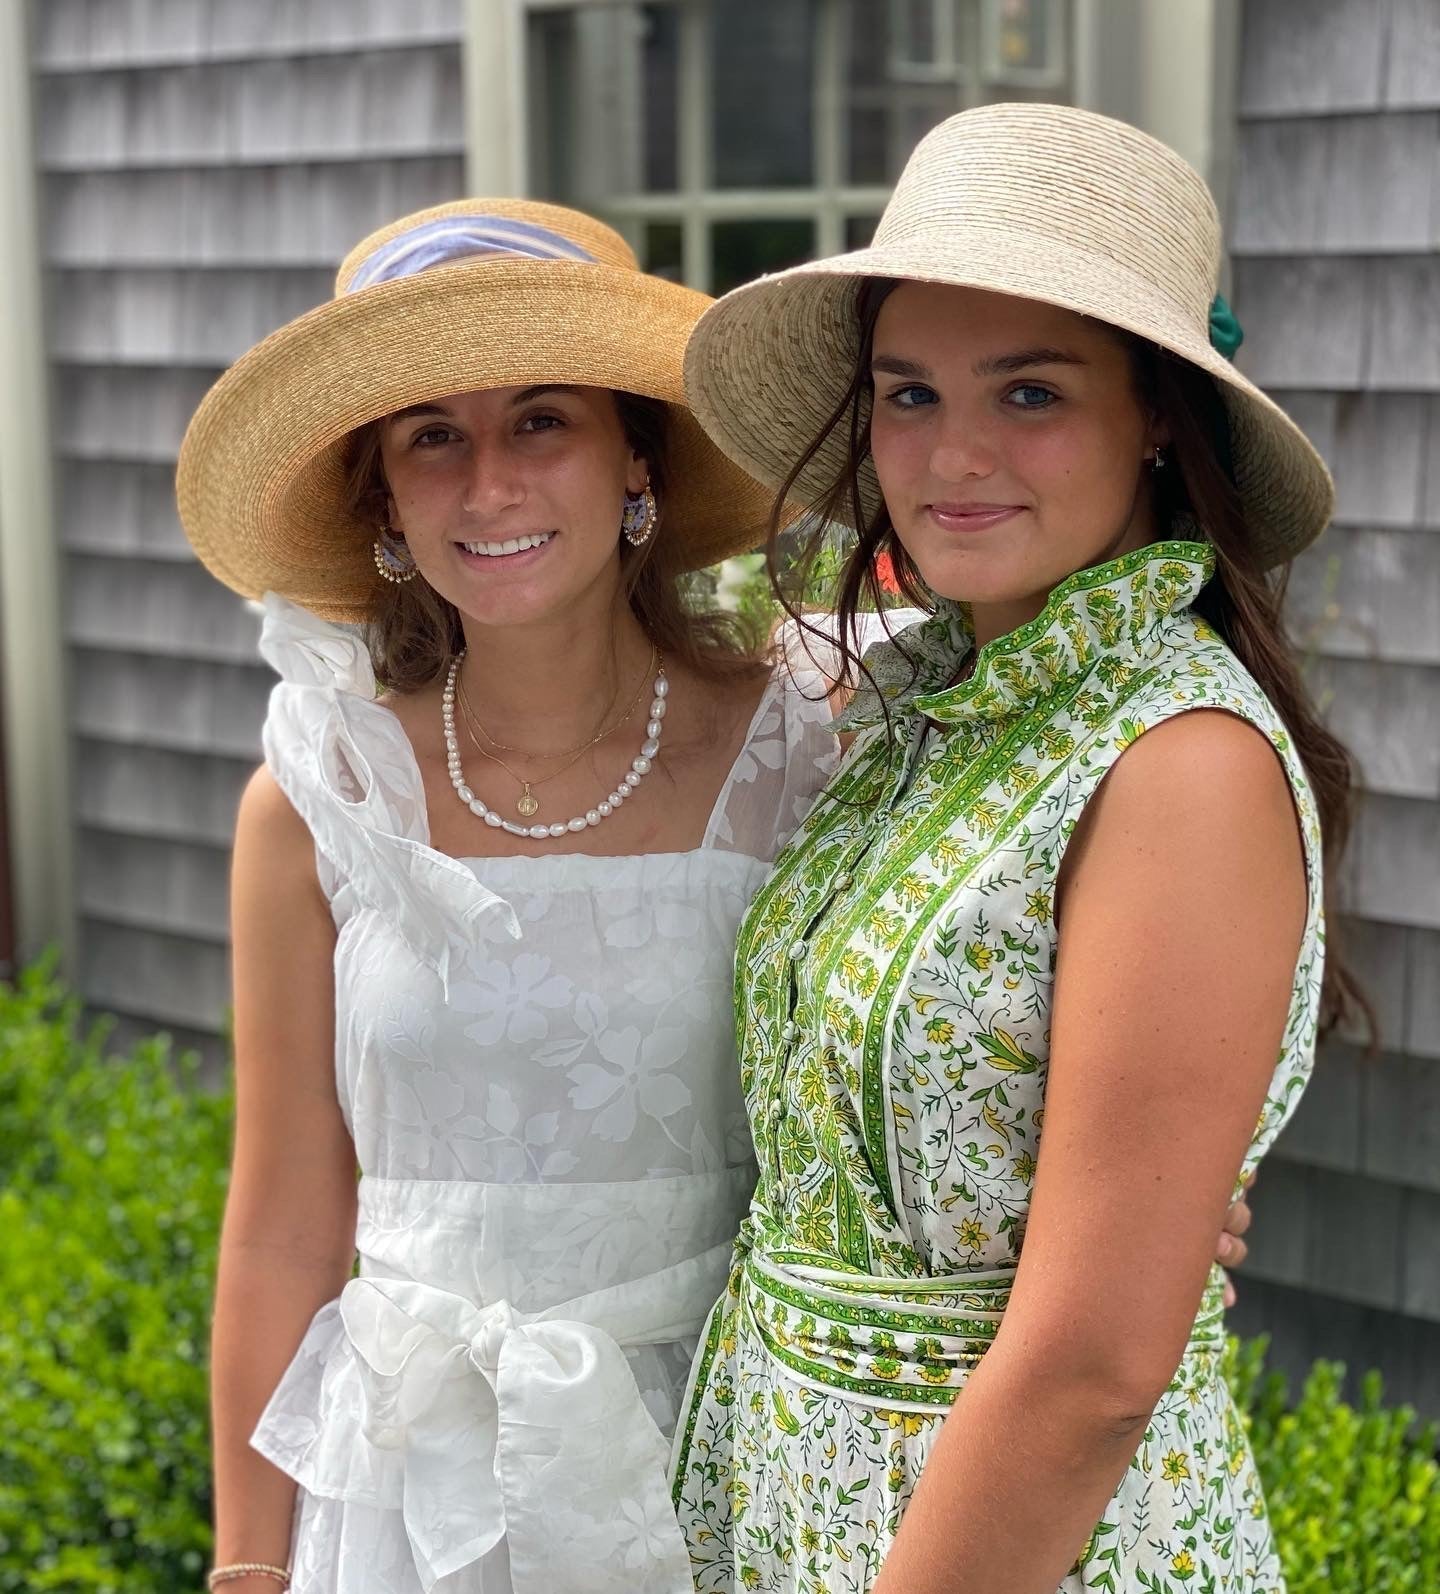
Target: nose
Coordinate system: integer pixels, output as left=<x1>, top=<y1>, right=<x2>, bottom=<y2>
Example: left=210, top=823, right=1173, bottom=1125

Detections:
left=461, top=434, right=525, bottom=517
left=927, top=411, right=997, bottom=485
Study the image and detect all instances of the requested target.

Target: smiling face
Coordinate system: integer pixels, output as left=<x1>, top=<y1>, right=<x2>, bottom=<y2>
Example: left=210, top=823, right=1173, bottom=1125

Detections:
left=378, top=383, right=649, bottom=632
left=868, top=282, right=1165, bottom=637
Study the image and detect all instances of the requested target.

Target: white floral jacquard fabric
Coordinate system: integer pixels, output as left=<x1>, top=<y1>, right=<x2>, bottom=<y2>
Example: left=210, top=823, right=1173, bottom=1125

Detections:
left=672, top=543, right=1325, bottom=1594
left=249, top=593, right=852, bottom=1594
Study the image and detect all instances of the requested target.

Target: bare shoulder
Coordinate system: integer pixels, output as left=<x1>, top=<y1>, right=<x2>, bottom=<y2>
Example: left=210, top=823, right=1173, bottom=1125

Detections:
left=1095, top=708, right=1296, bottom=834
left=233, top=764, right=325, bottom=909
left=1062, top=708, right=1304, bottom=916
left=236, top=762, right=309, bottom=849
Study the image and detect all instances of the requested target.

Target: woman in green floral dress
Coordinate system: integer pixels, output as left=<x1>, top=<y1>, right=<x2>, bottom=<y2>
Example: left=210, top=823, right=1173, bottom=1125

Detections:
left=671, top=104, right=1365, bottom=1593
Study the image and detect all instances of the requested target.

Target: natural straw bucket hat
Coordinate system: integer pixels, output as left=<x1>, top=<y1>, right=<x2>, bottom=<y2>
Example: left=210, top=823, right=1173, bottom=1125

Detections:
left=177, top=198, right=777, bottom=622
left=683, top=102, right=1333, bottom=570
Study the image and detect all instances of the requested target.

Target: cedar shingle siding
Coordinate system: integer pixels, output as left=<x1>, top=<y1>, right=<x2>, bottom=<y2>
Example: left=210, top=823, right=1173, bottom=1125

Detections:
left=33, top=0, right=466, bottom=1053
left=1227, top=0, right=1440, bottom=1416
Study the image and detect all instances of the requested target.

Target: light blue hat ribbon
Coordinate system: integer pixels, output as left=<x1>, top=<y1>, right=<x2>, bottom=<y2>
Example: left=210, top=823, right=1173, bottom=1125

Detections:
left=1208, top=293, right=1244, bottom=360
left=346, top=214, right=596, bottom=292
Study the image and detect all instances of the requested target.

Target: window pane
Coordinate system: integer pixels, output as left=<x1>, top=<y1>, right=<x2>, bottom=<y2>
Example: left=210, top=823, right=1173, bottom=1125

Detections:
left=986, top=0, right=1061, bottom=77
left=526, top=3, right=679, bottom=204
left=641, top=4, right=679, bottom=192
left=711, top=219, right=815, bottom=296
left=845, top=0, right=970, bottom=186
left=845, top=214, right=881, bottom=250
left=643, top=220, right=684, bottom=280
left=711, top=0, right=816, bottom=189
left=845, top=0, right=1068, bottom=185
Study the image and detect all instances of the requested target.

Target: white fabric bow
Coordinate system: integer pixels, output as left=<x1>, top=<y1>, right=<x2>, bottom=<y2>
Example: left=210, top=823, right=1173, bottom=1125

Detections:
left=336, top=1266, right=714, bottom=1593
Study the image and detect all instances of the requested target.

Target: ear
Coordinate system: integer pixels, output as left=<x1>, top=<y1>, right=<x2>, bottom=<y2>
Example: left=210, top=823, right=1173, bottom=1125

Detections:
left=625, top=449, right=650, bottom=497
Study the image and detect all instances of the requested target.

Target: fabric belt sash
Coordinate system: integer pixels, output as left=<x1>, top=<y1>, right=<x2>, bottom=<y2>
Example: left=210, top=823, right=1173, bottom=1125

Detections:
left=740, top=1248, right=1226, bottom=1412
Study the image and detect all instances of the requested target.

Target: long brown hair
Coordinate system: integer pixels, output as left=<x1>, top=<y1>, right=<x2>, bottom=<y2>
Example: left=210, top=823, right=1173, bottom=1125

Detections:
left=768, top=277, right=1370, bottom=1040
left=342, top=390, right=764, bottom=693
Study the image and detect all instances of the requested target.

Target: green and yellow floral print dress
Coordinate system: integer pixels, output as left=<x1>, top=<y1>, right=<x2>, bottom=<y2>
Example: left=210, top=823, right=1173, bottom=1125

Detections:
left=672, top=542, right=1323, bottom=1594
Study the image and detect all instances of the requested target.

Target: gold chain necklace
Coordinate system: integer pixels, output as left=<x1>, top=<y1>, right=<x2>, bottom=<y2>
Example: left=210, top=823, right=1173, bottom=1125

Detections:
left=455, top=687, right=596, bottom=817
left=454, top=646, right=659, bottom=819
left=464, top=646, right=656, bottom=760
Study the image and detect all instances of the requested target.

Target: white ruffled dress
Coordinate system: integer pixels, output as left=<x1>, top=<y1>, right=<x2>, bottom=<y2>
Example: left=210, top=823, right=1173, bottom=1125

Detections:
left=246, top=595, right=846, bottom=1594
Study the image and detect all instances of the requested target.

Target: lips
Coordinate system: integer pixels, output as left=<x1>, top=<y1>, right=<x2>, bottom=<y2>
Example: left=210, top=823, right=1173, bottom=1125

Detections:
left=926, top=504, right=1025, bottom=532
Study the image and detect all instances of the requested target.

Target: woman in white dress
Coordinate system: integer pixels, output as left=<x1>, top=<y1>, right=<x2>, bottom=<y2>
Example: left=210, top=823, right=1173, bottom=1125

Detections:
left=176, top=197, right=1252, bottom=1594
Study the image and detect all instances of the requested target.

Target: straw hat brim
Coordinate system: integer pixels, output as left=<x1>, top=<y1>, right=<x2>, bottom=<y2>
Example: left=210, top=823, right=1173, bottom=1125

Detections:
left=683, top=226, right=1334, bottom=570
left=178, top=257, right=777, bottom=622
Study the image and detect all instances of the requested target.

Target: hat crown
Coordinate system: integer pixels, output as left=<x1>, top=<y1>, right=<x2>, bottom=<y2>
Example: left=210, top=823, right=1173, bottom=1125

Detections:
left=334, top=197, right=639, bottom=296
left=874, top=102, right=1221, bottom=327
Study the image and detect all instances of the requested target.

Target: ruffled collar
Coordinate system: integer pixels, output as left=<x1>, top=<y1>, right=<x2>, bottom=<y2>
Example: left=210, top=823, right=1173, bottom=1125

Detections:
left=839, top=540, right=1215, bottom=730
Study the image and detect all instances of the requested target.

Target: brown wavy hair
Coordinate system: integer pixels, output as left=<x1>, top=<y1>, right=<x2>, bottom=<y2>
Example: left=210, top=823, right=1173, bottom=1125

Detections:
left=769, top=277, right=1371, bottom=1042
left=342, top=390, right=764, bottom=694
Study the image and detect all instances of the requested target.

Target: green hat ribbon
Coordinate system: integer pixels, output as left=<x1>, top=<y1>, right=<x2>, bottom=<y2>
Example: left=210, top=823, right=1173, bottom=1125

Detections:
left=1208, top=293, right=1244, bottom=359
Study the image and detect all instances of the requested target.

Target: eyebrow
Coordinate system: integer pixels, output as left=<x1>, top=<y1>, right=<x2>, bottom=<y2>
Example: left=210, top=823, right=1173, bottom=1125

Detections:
left=871, top=348, right=1088, bottom=380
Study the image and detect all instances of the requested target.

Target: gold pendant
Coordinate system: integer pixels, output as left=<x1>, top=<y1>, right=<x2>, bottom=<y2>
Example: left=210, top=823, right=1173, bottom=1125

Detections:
left=517, top=788, right=539, bottom=818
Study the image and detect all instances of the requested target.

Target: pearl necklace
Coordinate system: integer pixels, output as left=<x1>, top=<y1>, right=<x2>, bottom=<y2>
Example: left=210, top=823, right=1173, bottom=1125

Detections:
left=442, top=652, right=669, bottom=839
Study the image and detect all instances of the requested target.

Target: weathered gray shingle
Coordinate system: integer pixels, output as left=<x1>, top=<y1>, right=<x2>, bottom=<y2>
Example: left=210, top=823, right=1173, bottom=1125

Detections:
left=1364, top=1047, right=1440, bottom=1191
left=36, top=0, right=463, bottom=70
left=77, top=828, right=230, bottom=941
left=1351, top=792, right=1440, bottom=928
left=1231, top=257, right=1367, bottom=389
left=76, top=741, right=253, bottom=847
left=58, top=460, right=192, bottom=560
left=1366, top=255, right=1440, bottom=388
left=1388, top=0, right=1440, bottom=109
left=1239, top=0, right=1388, bottom=117
left=1305, top=656, right=1440, bottom=799
left=1406, top=928, right=1440, bottom=1059
left=80, top=920, right=230, bottom=1030
left=45, top=159, right=466, bottom=266
left=50, top=266, right=331, bottom=365
left=67, top=554, right=263, bottom=662
left=72, top=649, right=270, bottom=758
left=1287, top=527, right=1440, bottom=667
left=38, top=50, right=463, bottom=170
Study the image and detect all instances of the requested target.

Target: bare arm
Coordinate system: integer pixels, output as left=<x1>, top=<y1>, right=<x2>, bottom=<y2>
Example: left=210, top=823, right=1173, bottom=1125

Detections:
left=210, top=767, right=358, bottom=1582
left=873, top=711, right=1306, bottom=1594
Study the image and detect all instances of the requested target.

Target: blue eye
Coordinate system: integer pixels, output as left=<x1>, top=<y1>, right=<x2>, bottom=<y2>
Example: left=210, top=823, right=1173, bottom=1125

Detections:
left=882, top=383, right=939, bottom=410
left=411, top=426, right=456, bottom=448
left=1007, top=384, right=1057, bottom=410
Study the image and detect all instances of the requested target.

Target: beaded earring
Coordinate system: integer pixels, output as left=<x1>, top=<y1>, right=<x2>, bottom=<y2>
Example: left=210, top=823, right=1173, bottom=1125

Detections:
left=373, top=527, right=419, bottom=583
left=621, top=486, right=658, bottom=547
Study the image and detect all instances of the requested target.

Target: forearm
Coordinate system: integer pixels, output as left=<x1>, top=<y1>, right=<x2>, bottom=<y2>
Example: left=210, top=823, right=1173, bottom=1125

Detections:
left=873, top=1347, right=1157, bottom=1594
left=210, top=1233, right=354, bottom=1569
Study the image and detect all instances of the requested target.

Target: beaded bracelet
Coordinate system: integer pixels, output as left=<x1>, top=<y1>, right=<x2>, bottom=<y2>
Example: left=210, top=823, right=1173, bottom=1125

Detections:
left=207, top=1564, right=291, bottom=1589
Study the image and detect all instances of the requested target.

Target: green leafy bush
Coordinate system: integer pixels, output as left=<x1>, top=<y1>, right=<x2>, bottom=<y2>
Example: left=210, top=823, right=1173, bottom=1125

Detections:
left=1228, top=1336, right=1440, bottom=1592
left=0, top=961, right=1435, bottom=1591
left=0, top=960, right=230, bottom=1592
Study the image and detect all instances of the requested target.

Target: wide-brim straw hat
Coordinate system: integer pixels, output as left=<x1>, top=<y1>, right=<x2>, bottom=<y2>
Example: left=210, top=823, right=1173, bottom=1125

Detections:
left=177, top=198, right=776, bottom=621
left=684, top=102, right=1333, bottom=570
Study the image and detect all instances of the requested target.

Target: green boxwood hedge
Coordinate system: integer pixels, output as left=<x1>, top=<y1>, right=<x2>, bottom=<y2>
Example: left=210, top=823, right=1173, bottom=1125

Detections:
left=0, top=962, right=1434, bottom=1591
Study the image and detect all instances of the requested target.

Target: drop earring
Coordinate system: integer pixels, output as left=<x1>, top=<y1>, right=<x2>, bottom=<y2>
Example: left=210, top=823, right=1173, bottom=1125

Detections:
left=373, top=527, right=418, bottom=583
left=621, top=485, right=658, bottom=548
left=1152, top=445, right=1166, bottom=470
